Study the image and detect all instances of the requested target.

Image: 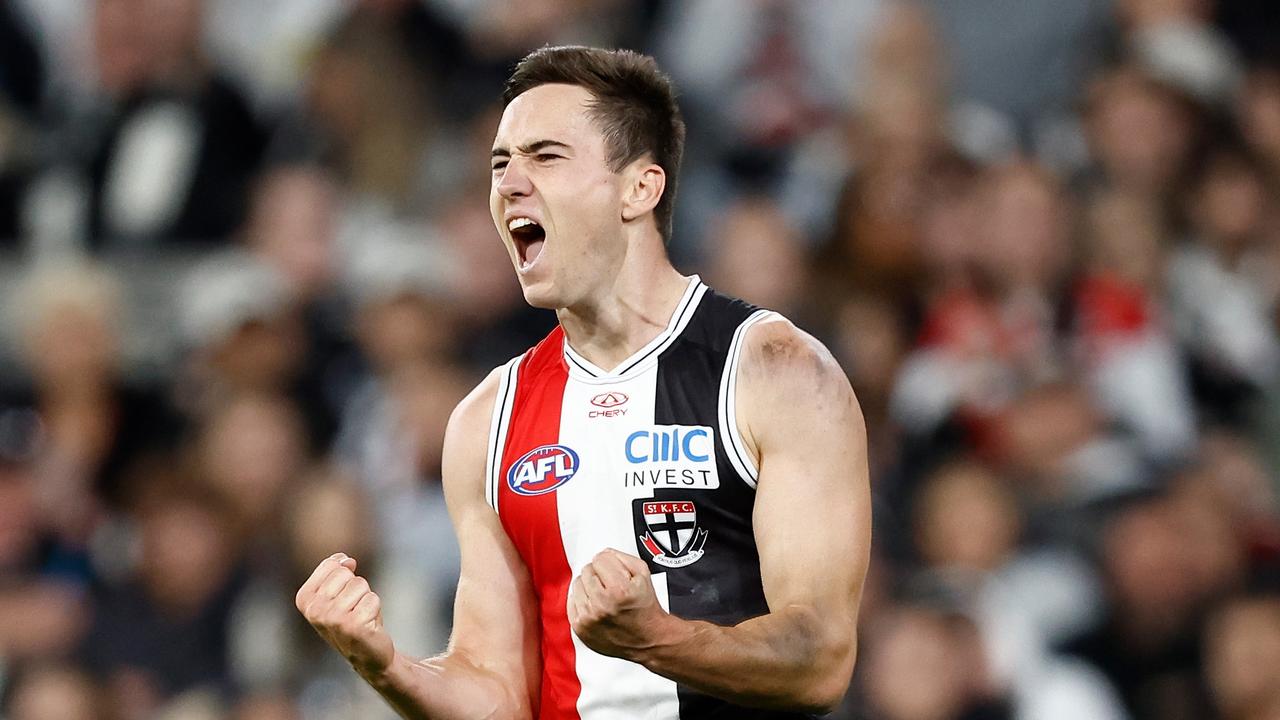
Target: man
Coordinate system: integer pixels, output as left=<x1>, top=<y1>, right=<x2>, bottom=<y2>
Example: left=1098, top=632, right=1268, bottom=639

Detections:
left=296, top=46, right=872, bottom=719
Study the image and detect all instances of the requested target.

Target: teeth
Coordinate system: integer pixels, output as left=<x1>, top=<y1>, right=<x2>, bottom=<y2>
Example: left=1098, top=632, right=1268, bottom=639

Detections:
left=508, top=217, right=535, bottom=231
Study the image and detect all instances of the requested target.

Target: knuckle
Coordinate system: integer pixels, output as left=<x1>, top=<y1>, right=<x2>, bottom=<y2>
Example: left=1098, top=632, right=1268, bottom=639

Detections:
left=302, top=598, right=324, bottom=621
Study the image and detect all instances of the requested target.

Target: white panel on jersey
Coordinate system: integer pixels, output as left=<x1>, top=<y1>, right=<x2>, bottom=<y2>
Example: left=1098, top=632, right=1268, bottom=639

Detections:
left=555, top=365, right=681, bottom=720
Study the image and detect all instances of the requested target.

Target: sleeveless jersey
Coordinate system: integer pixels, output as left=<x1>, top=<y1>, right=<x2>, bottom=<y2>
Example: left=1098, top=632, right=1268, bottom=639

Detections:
left=484, top=276, right=817, bottom=720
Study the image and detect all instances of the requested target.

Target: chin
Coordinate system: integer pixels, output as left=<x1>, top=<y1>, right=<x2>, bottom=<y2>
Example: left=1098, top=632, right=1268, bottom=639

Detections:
left=519, top=282, right=563, bottom=310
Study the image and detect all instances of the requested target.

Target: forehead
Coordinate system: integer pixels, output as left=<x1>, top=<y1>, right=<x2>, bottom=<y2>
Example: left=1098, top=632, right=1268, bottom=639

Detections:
left=493, top=83, right=603, bottom=149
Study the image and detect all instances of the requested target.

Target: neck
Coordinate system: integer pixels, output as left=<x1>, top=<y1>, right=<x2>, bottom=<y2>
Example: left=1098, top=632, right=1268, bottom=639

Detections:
left=557, top=243, right=689, bottom=372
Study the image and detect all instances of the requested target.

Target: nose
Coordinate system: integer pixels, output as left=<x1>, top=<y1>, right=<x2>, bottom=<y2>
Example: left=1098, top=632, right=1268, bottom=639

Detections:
left=496, top=156, right=533, bottom=200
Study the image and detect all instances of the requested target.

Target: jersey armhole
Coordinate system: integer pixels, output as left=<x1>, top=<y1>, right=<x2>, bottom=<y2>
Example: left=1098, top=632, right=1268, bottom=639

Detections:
left=718, top=309, right=779, bottom=490
left=484, top=356, right=522, bottom=512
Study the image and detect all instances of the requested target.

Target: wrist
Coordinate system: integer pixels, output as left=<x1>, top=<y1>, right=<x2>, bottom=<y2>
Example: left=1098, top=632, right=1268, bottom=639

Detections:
left=355, top=648, right=407, bottom=690
left=633, top=611, right=702, bottom=670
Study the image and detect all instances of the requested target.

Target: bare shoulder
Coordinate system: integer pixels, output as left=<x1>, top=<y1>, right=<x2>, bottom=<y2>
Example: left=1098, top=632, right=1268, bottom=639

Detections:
left=739, top=318, right=853, bottom=403
left=737, top=317, right=864, bottom=452
left=442, top=365, right=507, bottom=503
left=450, top=365, right=506, bottom=434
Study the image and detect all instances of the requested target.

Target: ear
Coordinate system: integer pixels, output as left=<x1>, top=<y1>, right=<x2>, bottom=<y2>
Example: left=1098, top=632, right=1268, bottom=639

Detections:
left=620, top=162, right=666, bottom=223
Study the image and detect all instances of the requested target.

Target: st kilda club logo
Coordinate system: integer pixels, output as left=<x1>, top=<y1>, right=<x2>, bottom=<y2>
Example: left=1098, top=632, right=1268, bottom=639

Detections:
left=632, top=498, right=708, bottom=569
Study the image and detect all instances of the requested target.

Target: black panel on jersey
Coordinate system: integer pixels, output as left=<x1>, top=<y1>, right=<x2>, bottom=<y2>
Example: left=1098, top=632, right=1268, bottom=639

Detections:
left=648, top=289, right=818, bottom=720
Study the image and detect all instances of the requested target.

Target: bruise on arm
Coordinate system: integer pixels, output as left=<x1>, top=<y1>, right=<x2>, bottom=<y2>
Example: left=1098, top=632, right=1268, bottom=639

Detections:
left=736, top=320, right=866, bottom=468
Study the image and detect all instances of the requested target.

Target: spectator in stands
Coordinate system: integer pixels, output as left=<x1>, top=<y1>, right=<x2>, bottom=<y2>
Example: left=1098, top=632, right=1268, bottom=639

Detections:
left=1062, top=494, right=1212, bottom=720
left=198, top=393, right=309, bottom=548
left=303, top=8, right=436, bottom=213
left=1083, top=66, right=1202, bottom=205
left=860, top=601, right=1014, bottom=720
left=704, top=195, right=810, bottom=319
left=81, top=484, right=243, bottom=717
left=177, top=253, right=336, bottom=448
left=1073, top=186, right=1197, bottom=462
left=7, top=261, right=183, bottom=509
left=889, top=162, right=1071, bottom=445
left=1168, top=141, right=1280, bottom=424
left=24, top=0, right=265, bottom=252
left=910, top=460, right=1124, bottom=720
left=244, top=164, right=340, bottom=306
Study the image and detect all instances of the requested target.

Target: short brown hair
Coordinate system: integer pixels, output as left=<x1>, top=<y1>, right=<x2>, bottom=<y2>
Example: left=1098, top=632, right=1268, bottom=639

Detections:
left=503, top=46, right=686, bottom=243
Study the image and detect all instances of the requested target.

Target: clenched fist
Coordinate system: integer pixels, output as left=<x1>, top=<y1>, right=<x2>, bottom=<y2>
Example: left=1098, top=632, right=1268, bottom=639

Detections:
left=295, top=553, right=394, bottom=677
left=568, top=549, right=672, bottom=660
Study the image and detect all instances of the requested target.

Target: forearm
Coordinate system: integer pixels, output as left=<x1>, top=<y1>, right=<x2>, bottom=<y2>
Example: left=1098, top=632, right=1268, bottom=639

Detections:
left=636, top=605, right=855, bottom=713
left=359, top=649, right=532, bottom=720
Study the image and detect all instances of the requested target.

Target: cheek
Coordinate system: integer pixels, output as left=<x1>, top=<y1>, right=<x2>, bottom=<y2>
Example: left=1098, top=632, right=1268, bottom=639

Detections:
left=488, top=191, right=503, bottom=227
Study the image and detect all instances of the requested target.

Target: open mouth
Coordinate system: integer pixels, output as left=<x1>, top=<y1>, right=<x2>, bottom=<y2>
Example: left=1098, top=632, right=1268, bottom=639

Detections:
left=508, top=217, right=546, bottom=270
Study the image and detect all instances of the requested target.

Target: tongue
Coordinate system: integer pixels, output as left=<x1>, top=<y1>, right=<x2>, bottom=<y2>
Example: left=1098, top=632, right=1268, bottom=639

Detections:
left=524, top=239, right=545, bottom=266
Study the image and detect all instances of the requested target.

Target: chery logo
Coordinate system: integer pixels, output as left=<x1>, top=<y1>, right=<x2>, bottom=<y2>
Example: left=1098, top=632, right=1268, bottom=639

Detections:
left=591, top=392, right=628, bottom=408
left=589, top=392, right=629, bottom=418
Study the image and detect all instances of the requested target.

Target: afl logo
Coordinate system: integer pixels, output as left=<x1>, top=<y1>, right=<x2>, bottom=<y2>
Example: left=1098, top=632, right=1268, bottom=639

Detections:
left=507, top=444, right=580, bottom=496
left=590, top=392, right=628, bottom=408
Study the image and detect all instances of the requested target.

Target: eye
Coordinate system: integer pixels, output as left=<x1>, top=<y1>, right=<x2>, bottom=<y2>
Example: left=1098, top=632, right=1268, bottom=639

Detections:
left=491, top=160, right=508, bottom=171
left=535, top=153, right=563, bottom=162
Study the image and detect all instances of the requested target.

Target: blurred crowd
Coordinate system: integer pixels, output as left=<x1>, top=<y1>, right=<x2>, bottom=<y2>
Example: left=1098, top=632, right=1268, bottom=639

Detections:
left=0, top=0, right=1279, bottom=719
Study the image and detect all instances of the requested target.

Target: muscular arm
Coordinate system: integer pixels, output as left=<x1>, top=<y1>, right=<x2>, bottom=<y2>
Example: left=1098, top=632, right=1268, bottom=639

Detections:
left=296, top=370, right=540, bottom=720
left=570, top=319, right=871, bottom=713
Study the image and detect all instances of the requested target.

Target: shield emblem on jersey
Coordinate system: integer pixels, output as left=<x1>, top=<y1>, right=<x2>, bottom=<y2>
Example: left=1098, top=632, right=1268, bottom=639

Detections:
left=632, top=498, right=709, bottom=570
left=642, top=500, right=698, bottom=555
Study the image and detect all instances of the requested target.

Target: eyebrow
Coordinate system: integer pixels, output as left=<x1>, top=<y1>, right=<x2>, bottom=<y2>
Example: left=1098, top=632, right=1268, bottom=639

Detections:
left=491, top=139, right=572, bottom=158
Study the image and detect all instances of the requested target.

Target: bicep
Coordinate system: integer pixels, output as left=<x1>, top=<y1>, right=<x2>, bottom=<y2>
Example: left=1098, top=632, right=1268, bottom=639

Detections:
left=440, top=374, right=540, bottom=701
left=446, top=498, right=540, bottom=682
left=743, top=324, right=872, bottom=627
